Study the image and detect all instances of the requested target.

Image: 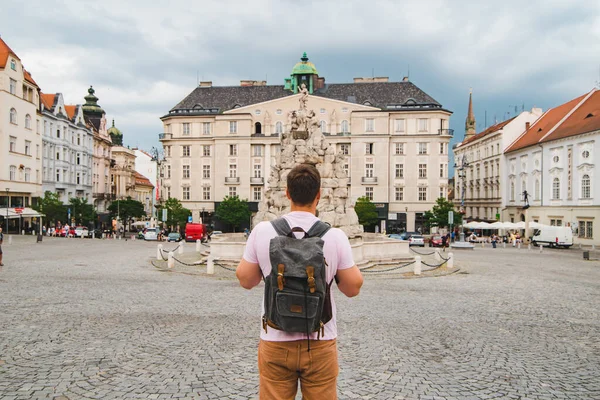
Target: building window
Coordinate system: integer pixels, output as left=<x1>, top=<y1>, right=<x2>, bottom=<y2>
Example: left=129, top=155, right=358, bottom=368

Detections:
left=365, top=119, right=374, bottom=132
left=521, top=180, right=526, bottom=198
left=182, top=145, right=190, bottom=157
left=365, top=143, right=373, bottom=155
left=343, top=162, right=349, bottom=177
left=395, top=187, right=404, bottom=201
left=229, top=121, right=237, bottom=133
left=439, top=186, right=446, bottom=199
left=76, top=173, right=81, bottom=185
left=418, top=164, right=427, bottom=179
left=25, top=114, right=32, bottom=129
left=203, top=165, right=210, bottom=179
left=418, top=143, right=427, bottom=155
left=439, top=143, right=446, bottom=154
left=10, top=59, right=16, bottom=70
left=552, top=177, right=560, bottom=199
left=203, top=145, right=211, bottom=156
left=229, top=164, right=237, bottom=178
left=418, top=118, right=428, bottom=132
left=167, top=165, right=171, bottom=178
left=229, top=187, right=237, bottom=197
left=535, top=179, right=540, bottom=200
left=581, top=174, right=591, bottom=199
left=275, top=121, right=283, bottom=134
left=340, top=144, right=350, bottom=155
left=550, top=219, right=563, bottom=226
left=229, top=144, right=237, bottom=156
left=578, top=220, right=593, bottom=239
left=341, top=120, right=349, bottom=133
left=9, top=79, right=16, bottom=95
left=320, top=120, right=327, bottom=133
left=365, top=187, right=373, bottom=201
left=254, top=164, right=262, bottom=178
left=253, top=145, right=263, bottom=157
left=394, top=143, right=404, bottom=155
left=9, top=166, right=16, bottom=181
left=181, top=123, right=190, bottom=135
left=418, top=187, right=427, bottom=201
left=36, top=144, right=40, bottom=159
left=510, top=181, right=515, bottom=201
left=56, top=128, right=61, bottom=138
left=183, top=186, right=190, bottom=200
left=25, top=140, right=31, bottom=156
left=9, top=136, right=16, bottom=152
left=203, top=186, right=211, bottom=200
left=203, top=122, right=211, bottom=135
left=395, top=164, right=404, bottom=179
left=183, top=165, right=190, bottom=179
left=10, top=108, right=17, bottom=124
left=253, top=187, right=262, bottom=201
left=364, top=163, right=374, bottom=178
left=394, top=119, right=405, bottom=132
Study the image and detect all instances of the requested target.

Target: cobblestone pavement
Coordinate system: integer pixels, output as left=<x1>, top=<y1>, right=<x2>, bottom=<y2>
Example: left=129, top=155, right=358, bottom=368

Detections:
left=0, top=236, right=599, bottom=399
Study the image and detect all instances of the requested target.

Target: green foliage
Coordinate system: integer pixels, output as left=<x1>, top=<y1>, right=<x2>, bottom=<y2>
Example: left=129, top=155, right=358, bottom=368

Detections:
left=68, top=197, right=96, bottom=227
left=156, top=197, right=191, bottom=229
left=423, top=197, right=463, bottom=228
left=354, top=196, right=379, bottom=229
left=34, top=191, right=67, bottom=225
left=108, top=197, right=146, bottom=228
left=215, top=196, right=251, bottom=232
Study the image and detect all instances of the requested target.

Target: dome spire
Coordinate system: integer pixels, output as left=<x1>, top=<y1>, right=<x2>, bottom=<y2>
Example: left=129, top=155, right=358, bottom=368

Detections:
left=465, top=89, right=476, bottom=140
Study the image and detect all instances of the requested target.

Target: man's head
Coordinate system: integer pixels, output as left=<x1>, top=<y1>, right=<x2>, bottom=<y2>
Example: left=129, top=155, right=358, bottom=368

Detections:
left=286, top=164, right=321, bottom=208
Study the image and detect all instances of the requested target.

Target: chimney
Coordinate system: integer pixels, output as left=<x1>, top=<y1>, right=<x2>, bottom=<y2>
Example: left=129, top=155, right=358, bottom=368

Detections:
left=353, top=77, right=389, bottom=83
left=525, top=122, right=531, bottom=131
left=240, top=80, right=267, bottom=87
left=199, top=81, right=212, bottom=88
left=402, top=76, right=409, bottom=82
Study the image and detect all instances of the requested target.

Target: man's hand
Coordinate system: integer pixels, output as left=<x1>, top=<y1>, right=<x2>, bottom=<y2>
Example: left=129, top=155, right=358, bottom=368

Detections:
left=236, top=258, right=262, bottom=289
left=336, top=266, right=363, bottom=297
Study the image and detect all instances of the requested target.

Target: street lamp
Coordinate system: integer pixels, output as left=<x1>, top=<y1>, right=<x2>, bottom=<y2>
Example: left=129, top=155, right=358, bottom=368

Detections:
left=5, top=188, right=9, bottom=234
left=453, top=155, right=470, bottom=242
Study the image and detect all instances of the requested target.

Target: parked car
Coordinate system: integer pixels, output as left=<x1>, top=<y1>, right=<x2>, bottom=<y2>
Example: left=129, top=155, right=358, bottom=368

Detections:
left=388, top=234, right=404, bottom=240
left=87, top=228, right=103, bottom=239
left=167, top=232, right=182, bottom=242
left=185, top=223, right=207, bottom=242
left=143, top=228, right=158, bottom=241
left=429, top=235, right=443, bottom=247
left=408, top=235, right=425, bottom=247
left=397, top=231, right=419, bottom=241
left=74, top=226, right=89, bottom=238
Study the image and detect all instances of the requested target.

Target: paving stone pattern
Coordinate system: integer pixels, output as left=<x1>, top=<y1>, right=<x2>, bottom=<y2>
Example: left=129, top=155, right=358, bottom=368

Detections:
left=0, top=237, right=599, bottom=399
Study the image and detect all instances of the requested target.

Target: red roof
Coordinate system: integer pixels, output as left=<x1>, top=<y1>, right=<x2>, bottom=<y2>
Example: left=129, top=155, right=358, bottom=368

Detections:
left=40, top=93, right=56, bottom=110
left=0, top=37, right=20, bottom=69
left=65, top=105, right=77, bottom=120
left=23, top=70, right=38, bottom=87
left=458, top=117, right=516, bottom=148
left=543, top=90, right=600, bottom=143
left=134, top=172, right=154, bottom=188
left=506, top=92, right=589, bottom=153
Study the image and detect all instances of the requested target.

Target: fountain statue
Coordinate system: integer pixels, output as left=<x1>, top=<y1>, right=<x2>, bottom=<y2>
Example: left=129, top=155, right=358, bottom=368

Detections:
left=253, top=84, right=364, bottom=238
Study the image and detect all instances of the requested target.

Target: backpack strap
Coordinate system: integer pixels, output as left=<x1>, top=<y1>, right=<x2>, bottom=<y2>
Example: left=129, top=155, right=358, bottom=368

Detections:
left=307, top=220, right=331, bottom=238
left=270, top=218, right=293, bottom=237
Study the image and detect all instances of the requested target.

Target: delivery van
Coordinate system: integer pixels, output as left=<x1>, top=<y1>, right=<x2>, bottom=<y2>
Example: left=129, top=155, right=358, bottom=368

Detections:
left=531, top=226, right=573, bottom=248
left=185, top=223, right=207, bottom=243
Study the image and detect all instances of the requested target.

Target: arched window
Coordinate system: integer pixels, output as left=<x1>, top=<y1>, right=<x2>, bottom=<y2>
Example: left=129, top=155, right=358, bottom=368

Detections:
left=254, top=122, right=262, bottom=134
left=341, top=120, right=349, bottom=133
left=552, top=177, right=560, bottom=200
left=275, top=121, right=283, bottom=134
left=510, top=181, right=515, bottom=201
left=535, top=179, right=540, bottom=200
left=320, top=120, right=327, bottom=133
left=10, top=108, right=17, bottom=124
left=25, top=114, right=31, bottom=129
left=581, top=174, right=591, bottom=199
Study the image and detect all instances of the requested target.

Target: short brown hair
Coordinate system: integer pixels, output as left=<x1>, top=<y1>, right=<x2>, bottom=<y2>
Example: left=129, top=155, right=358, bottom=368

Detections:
left=287, top=164, right=321, bottom=206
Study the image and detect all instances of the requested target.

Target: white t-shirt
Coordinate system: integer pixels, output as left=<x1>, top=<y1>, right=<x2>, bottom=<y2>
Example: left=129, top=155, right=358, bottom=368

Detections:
left=242, top=211, right=355, bottom=341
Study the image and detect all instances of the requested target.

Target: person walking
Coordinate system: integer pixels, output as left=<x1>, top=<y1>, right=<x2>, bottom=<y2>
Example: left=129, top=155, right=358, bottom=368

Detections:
left=0, top=227, right=4, bottom=268
left=236, top=164, right=364, bottom=399
left=441, top=233, right=447, bottom=252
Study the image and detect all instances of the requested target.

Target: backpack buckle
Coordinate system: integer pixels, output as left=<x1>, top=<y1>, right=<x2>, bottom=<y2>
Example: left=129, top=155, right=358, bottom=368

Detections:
left=277, top=264, right=285, bottom=290
left=306, top=266, right=316, bottom=293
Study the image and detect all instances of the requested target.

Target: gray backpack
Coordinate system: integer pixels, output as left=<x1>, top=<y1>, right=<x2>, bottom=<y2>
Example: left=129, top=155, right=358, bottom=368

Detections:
left=262, top=218, right=332, bottom=339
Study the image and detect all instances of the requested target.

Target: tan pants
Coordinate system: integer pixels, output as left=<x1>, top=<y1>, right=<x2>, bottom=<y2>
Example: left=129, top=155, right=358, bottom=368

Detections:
left=258, top=339, right=338, bottom=400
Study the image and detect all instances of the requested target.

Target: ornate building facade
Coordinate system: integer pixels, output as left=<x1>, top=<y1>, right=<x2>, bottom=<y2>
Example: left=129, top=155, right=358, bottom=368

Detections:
left=159, top=54, right=453, bottom=233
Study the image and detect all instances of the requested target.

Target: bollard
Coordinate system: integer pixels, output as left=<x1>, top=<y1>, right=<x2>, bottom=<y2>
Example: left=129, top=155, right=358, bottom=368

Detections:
left=503, top=242, right=506, bottom=248
left=92, top=231, right=95, bottom=239
left=434, top=251, right=441, bottom=262
left=157, top=244, right=163, bottom=261
left=539, top=244, right=543, bottom=253
left=22, top=230, right=25, bottom=236
left=414, top=255, right=422, bottom=275
left=118, top=235, right=122, bottom=240
left=518, top=242, right=521, bottom=249
left=207, top=256, right=215, bottom=275
left=167, top=252, right=174, bottom=269
left=178, top=243, right=184, bottom=255
left=528, top=243, right=532, bottom=250
left=447, top=252, right=454, bottom=269
left=8, top=235, right=12, bottom=244
left=481, top=241, right=485, bottom=248
left=196, top=239, right=201, bottom=252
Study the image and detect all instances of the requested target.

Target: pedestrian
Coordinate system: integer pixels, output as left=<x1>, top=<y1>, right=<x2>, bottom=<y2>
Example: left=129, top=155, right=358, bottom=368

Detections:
left=451, top=230, right=455, bottom=243
left=491, top=234, right=497, bottom=248
left=0, top=227, right=4, bottom=268
left=236, top=164, right=364, bottom=399
left=441, top=233, right=447, bottom=252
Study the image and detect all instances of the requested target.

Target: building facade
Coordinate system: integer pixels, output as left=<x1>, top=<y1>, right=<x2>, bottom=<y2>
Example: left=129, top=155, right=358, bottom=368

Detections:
left=111, top=145, right=136, bottom=200
left=453, top=91, right=543, bottom=221
left=159, top=54, right=453, bottom=233
left=0, top=38, right=42, bottom=213
left=504, top=88, right=600, bottom=245
left=40, top=93, right=94, bottom=202
left=133, top=172, right=154, bottom=216
left=133, top=149, right=158, bottom=218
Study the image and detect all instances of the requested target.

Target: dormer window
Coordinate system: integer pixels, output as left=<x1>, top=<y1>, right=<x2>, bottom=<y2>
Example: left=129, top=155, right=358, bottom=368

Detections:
left=10, top=59, right=16, bottom=70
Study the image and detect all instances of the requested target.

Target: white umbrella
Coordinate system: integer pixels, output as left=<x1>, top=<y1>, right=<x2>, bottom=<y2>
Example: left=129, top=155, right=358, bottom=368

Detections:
left=463, top=221, right=479, bottom=229
left=515, top=221, right=526, bottom=229
left=490, top=221, right=505, bottom=230
left=502, top=221, right=518, bottom=229
left=475, top=222, right=493, bottom=229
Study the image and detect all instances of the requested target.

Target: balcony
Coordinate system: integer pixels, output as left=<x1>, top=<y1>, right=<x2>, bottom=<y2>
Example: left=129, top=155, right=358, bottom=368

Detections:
left=439, top=129, right=454, bottom=136
left=158, top=133, right=172, bottom=140
left=225, top=177, right=240, bottom=184
left=250, top=177, right=264, bottom=185
left=361, top=176, right=378, bottom=184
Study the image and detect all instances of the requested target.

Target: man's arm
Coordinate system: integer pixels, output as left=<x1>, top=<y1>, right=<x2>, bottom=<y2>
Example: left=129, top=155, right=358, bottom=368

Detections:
left=236, top=258, right=262, bottom=290
left=336, top=265, right=363, bottom=297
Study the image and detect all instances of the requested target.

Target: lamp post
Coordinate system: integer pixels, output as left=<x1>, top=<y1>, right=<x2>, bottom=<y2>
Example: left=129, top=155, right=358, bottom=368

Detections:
left=454, top=155, right=470, bottom=242
left=150, top=145, right=165, bottom=221
left=5, top=188, right=9, bottom=234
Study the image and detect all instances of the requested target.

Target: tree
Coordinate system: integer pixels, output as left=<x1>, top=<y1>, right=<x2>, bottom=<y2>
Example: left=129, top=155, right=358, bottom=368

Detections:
left=156, top=197, right=191, bottom=230
left=423, top=197, right=463, bottom=229
left=215, top=196, right=251, bottom=232
left=34, top=191, right=67, bottom=226
left=68, top=197, right=96, bottom=227
left=108, top=197, right=146, bottom=230
left=354, top=196, right=379, bottom=231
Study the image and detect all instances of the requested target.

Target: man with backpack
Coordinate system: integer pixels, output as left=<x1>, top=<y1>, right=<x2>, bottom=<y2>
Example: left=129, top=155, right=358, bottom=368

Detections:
left=236, top=163, right=364, bottom=399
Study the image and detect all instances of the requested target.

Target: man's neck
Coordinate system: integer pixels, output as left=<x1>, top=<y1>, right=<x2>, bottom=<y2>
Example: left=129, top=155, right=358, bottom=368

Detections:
left=290, top=205, right=316, bottom=215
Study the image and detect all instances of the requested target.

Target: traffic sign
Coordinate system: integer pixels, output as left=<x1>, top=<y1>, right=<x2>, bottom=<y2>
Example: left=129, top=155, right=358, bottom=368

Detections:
left=448, top=211, right=454, bottom=225
left=188, top=216, right=193, bottom=223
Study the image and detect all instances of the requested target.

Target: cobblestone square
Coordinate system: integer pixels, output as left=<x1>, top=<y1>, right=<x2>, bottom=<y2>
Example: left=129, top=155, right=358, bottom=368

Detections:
left=0, top=237, right=599, bottom=399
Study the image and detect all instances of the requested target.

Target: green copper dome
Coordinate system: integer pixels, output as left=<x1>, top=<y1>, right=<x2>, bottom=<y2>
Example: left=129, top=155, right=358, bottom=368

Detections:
left=291, top=52, right=318, bottom=75
left=82, top=86, right=105, bottom=114
left=108, top=119, right=123, bottom=146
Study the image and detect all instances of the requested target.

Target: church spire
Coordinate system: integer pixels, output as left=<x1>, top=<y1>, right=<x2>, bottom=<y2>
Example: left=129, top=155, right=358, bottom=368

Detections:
left=464, top=88, right=476, bottom=140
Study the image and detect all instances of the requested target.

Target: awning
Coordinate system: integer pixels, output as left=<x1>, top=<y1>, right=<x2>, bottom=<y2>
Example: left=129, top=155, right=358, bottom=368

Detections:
left=0, top=207, right=45, bottom=219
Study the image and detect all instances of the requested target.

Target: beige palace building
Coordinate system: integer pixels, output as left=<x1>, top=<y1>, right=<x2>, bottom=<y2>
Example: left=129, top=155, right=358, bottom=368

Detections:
left=159, top=54, right=453, bottom=232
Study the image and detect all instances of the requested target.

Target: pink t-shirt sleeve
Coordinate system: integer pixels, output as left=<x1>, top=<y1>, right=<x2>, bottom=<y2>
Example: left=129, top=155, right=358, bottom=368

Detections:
left=242, top=225, right=259, bottom=264
left=334, top=229, right=355, bottom=270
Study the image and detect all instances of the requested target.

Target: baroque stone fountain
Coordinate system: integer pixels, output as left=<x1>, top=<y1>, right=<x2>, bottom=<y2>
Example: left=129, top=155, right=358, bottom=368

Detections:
left=253, top=84, right=364, bottom=238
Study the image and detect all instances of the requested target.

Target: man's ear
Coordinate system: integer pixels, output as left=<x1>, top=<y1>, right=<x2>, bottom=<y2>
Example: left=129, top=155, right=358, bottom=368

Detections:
left=285, top=188, right=291, bottom=200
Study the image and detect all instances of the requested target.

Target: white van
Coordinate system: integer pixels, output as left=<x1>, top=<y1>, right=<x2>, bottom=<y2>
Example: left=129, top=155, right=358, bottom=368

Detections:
left=531, top=226, right=573, bottom=248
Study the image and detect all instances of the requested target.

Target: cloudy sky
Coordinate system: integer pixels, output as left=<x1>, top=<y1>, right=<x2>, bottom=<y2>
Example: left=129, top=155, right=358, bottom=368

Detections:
left=2, top=0, right=600, bottom=156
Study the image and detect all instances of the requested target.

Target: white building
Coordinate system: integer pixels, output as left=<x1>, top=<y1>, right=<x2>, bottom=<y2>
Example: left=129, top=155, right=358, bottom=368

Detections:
left=453, top=90, right=543, bottom=220
left=159, top=54, right=453, bottom=233
left=133, top=148, right=157, bottom=218
left=504, top=88, right=600, bottom=246
left=40, top=93, right=94, bottom=203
